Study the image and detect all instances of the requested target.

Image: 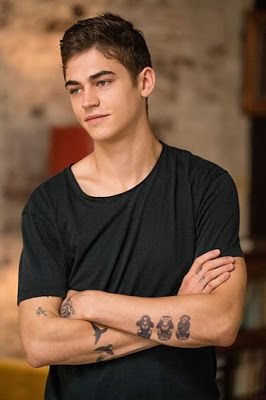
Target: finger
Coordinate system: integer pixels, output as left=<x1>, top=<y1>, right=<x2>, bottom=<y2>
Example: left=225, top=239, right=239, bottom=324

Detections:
left=197, top=263, right=234, bottom=291
left=189, top=249, right=221, bottom=274
left=204, top=263, right=234, bottom=281
left=202, top=257, right=235, bottom=273
left=191, top=256, right=234, bottom=279
left=202, top=272, right=231, bottom=293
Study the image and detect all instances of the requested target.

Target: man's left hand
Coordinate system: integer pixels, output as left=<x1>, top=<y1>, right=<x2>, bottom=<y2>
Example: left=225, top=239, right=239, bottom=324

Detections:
left=60, top=289, right=96, bottom=320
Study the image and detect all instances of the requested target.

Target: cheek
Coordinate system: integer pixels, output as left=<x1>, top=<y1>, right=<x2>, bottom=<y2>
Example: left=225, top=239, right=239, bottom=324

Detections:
left=110, top=84, right=140, bottom=109
left=114, top=94, right=142, bottom=123
left=70, top=98, right=82, bottom=118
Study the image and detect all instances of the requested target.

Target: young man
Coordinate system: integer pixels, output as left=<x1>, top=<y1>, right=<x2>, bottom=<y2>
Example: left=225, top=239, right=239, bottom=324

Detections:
left=18, top=13, right=246, bottom=400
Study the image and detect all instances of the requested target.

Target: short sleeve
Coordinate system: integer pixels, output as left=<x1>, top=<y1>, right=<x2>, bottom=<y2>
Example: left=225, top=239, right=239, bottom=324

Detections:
left=194, top=172, right=244, bottom=259
left=17, top=211, right=68, bottom=304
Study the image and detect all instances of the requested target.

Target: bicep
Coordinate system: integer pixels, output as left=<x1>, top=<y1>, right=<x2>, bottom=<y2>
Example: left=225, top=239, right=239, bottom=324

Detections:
left=18, top=212, right=67, bottom=305
left=195, top=172, right=243, bottom=258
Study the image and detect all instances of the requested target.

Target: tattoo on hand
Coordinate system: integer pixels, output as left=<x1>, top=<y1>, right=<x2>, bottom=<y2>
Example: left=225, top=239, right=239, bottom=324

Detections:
left=199, top=274, right=206, bottom=283
left=36, top=307, right=47, bottom=317
left=95, top=344, right=114, bottom=362
left=136, top=315, right=154, bottom=339
left=176, top=315, right=191, bottom=340
left=60, top=299, right=75, bottom=318
left=156, top=316, right=174, bottom=340
left=196, top=266, right=203, bottom=275
left=91, top=322, right=108, bottom=344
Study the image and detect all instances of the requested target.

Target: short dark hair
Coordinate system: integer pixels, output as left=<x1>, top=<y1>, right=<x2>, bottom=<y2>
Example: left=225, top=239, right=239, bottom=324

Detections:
left=60, top=12, right=152, bottom=85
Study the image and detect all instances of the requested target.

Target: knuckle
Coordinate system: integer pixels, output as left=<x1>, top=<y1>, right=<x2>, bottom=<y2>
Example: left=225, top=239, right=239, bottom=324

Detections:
left=203, top=261, right=211, bottom=270
left=205, top=270, right=213, bottom=279
left=205, top=260, right=216, bottom=270
left=193, top=257, right=201, bottom=266
left=223, top=256, right=234, bottom=263
left=223, top=271, right=230, bottom=279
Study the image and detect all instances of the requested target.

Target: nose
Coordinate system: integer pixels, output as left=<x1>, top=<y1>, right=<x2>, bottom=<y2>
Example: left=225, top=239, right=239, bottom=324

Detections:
left=81, top=87, right=100, bottom=109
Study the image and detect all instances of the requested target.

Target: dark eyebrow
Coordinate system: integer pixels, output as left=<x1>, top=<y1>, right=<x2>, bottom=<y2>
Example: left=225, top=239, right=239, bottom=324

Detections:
left=65, top=70, right=116, bottom=89
left=90, top=70, right=116, bottom=80
left=65, top=80, right=79, bottom=89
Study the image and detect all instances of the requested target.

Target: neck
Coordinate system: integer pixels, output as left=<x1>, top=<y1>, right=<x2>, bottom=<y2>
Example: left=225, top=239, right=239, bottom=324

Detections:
left=91, top=126, right=162, bottom=191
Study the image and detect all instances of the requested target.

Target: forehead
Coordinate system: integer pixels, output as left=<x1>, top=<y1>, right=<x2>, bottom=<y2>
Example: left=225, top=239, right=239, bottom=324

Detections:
left=65, top=47, right=127, bottom=81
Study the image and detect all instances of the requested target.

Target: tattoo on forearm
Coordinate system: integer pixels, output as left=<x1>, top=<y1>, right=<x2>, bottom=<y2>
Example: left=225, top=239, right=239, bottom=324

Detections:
left=95, top=344, right=114, bottom=355
left=36, top=307, right=47, bottom=317
left=91, top=322, right=108, bottom=344
left=136, top=314, right=191, bottom=342
left=60, top=299, right=75, bottom=318
left=95, top=344, right=114, bottom=362
left=136, top=315, right=154, bottom=339
left=95, top=354, right=106, bottom=362
left=156, top=316, right=174, bottom=340
left=176, top=315, right=191, bottom=340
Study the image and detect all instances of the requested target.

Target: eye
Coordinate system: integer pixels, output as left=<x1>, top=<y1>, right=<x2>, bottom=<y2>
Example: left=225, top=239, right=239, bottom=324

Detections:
left=69, top=88, right=81, bottom=95
left=96, top=80, right=111, bottom=88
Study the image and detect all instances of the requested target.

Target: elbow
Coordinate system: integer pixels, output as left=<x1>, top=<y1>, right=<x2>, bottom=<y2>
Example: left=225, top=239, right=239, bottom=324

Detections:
left=214, top=318, right=240, bottom=347
left=25, top=354, right=46, bottom=369
left=216, top=329, right=238, bottom=348
left=25, top=355, right=44, bottom=369
left=23, top=341, right=48, bottom=368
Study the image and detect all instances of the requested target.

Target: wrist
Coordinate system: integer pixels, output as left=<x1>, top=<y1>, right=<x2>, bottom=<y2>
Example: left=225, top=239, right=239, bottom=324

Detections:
left=84, top=290, right=104, bottom=322
left=89, top=290, right=115, bottom=325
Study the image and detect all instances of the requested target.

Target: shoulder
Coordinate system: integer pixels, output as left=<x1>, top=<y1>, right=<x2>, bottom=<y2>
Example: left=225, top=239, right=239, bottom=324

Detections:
left=166, top=143, right=232, bottom=187
left=22, top=168, right=69, bottom=218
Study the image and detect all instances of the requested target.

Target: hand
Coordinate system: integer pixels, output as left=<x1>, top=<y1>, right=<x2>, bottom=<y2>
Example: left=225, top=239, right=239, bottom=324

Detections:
left=178, top=249, right=235, bottom=295
left=60, top=289, right=95, bottom=320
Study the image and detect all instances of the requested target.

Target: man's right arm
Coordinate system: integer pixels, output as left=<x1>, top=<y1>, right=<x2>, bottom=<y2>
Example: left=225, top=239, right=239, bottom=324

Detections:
left=19, top=296, right=158, bottom=367
left=19, top=250, right=234, bottom=367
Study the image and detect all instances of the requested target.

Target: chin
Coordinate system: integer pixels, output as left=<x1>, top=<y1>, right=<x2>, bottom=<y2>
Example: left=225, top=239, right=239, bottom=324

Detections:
left=87, top=129, right=127, bottom=144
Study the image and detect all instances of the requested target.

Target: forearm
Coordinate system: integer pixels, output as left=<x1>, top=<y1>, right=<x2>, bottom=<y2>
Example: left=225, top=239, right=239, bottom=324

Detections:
left=57, top=256, right=245, bottom=352
left=87, top=291, right=240, bottom=348
left=22, top=311, right=158, bottom=367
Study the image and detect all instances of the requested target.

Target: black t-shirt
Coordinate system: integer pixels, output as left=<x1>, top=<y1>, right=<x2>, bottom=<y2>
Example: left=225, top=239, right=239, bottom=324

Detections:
left=18, top=140, right=244, bottom=400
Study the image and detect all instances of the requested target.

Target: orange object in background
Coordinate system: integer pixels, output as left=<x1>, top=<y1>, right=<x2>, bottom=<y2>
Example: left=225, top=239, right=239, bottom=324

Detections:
left=48, top=126, right=94, bottom=176
left=0, top=357, right=48, bottom=400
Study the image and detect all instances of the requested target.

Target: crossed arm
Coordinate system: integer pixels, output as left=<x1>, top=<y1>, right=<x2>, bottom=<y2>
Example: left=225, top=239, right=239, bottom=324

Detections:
left=19, top=250, right=247, bottom=367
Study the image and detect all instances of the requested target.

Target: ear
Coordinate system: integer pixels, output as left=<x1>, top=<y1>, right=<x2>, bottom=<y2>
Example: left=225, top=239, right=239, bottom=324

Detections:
left=138, top=67, right=156, bottom=97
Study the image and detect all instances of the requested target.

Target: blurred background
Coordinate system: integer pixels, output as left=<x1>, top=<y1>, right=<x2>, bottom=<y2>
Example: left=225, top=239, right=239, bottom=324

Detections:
left=0, top=0, right=265, bottom=399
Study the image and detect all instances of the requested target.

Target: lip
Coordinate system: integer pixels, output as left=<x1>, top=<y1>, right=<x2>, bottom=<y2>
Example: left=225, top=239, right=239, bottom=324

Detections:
left=84, top=114, right=109, bottom=123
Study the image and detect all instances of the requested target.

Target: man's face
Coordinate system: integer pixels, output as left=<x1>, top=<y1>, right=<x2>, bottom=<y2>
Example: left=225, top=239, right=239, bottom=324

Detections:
left=65, top=47, right=145, bottom=143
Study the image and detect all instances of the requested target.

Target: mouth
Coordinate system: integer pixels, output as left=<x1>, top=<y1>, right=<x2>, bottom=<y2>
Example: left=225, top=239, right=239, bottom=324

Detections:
left=84, top=114, right=109, bottom=123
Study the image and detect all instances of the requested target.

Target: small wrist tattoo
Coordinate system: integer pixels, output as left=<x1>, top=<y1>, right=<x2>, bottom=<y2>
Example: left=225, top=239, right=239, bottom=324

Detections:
left=176, top=315, right=191, bottom=340
left=36, top=307, right=47, bottom=317
left=60, top=299, right=75, bottom=318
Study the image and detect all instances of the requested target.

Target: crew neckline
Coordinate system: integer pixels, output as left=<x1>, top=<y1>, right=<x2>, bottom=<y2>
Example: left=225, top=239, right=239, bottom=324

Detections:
left=66, top=140, right=167, bottom=202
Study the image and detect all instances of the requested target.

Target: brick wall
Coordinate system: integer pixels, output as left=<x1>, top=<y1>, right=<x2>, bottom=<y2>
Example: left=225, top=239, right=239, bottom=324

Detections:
left=0, top=0, right=252, bottom=356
